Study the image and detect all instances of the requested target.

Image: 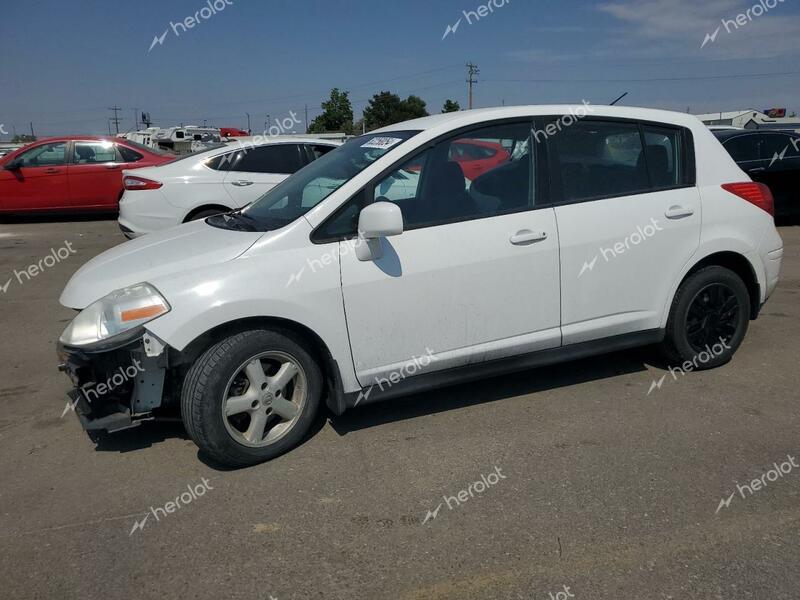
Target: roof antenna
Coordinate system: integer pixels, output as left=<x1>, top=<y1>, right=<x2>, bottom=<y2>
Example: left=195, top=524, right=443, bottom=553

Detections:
left=610, top=92, right=629, bottom=106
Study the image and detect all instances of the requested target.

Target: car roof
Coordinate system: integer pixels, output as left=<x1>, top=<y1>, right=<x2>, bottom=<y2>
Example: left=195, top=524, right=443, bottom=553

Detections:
left=224, top=136, right=341, bottom=146
left=713, top=129, right=800, bottom=141
left=370, top=105, right=706, bottom=135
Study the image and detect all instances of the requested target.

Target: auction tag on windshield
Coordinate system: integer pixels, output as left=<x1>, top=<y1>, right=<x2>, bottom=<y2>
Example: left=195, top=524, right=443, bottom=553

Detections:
left=361, top=137, right=403, bottom=150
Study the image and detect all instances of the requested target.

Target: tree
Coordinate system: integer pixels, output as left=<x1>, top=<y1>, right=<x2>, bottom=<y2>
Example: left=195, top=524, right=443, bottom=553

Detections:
left=307, top=88, right=354, bottom=134
left=12, top=134, right=36, bottom=143
left=363, top=91, right=429, bottom=130
left=442, top=99, right=461, bottom=113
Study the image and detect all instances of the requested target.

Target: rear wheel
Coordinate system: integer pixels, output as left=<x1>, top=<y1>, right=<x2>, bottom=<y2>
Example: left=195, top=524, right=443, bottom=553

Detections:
left=661, top=266, right=750, bottom=369
left=181, top=329, right=322, bottom=466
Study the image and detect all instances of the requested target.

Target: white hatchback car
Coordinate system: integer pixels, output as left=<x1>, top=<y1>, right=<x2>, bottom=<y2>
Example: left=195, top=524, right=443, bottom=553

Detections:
left=59, top=106, right=783, bottom=467
left=117, top=137, right=340, bottom=238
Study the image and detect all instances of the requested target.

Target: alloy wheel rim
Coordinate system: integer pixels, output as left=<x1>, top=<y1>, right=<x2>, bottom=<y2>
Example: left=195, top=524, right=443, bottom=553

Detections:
left=222, top=351, right=307, bottom=448
left=685, top=283, right=740, bottom=353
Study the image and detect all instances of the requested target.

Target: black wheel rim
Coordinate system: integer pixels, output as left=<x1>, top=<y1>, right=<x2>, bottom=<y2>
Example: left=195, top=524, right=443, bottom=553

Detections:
left=685, top=283, right=740, bottom=353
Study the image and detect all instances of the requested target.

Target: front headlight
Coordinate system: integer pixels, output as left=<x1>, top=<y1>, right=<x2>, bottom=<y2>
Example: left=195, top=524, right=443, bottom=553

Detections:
left=59, top=283, right=170, bottom=348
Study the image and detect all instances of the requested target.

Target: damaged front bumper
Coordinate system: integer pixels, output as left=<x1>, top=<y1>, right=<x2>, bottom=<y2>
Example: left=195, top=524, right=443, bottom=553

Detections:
left=57, top=332, right=169, bottom=441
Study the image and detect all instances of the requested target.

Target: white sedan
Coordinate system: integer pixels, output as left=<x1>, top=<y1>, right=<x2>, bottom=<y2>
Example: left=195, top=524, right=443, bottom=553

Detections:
left=118, top=137, right=341, bottom=237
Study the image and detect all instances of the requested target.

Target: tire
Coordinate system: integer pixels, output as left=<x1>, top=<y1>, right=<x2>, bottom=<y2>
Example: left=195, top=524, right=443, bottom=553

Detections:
left=661, top=266, right=750, bottom=370
left=181, top=329, right=322, bottom=467
left=188, top=208, right=227, bottom=221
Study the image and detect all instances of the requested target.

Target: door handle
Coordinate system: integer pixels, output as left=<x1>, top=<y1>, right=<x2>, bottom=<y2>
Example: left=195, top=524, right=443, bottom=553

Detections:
left=665, top=205, right=694, bottom=219
left=230, top=180, right=254, bottom=187
left=105, top=164, right=120, bottom=169
left=44, top=168, right=62, bottom=174
left=509, top=229, right=548, bottom=245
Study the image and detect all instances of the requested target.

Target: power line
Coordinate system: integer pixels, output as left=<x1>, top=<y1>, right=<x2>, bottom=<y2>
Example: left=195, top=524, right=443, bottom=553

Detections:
left=486, top=70, right=800, bottom=84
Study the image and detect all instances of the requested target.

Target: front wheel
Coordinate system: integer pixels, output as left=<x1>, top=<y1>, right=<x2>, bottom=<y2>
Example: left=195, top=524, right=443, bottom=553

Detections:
left=661, top=266, right=750, bottom=370
left=181, top=329, right=322, bottom=467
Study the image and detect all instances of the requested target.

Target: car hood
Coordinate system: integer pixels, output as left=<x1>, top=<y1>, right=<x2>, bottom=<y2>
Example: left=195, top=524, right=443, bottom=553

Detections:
left=60, top=219, right=263, bottom=309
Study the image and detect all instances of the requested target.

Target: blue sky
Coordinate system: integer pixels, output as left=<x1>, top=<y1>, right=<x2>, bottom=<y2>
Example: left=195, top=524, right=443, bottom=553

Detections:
left=1, top=0, right=799, bottom=137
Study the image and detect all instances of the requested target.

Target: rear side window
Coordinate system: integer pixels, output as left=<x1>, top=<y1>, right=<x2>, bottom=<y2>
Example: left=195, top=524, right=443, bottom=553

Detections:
left=759, top=134, right=800, bottom=161
left=117, top=145, right=143, bottom=163
left=642, top=125, right=682, bottom=189
left=232, top=144, right=304, bottom=174
left=547, top=120, right=649, bottom=202
left=307, top=144, right=336, bottom=160
left=724, top=135, right=762, bottom=162
left=73, top=141, right=117, bottom=164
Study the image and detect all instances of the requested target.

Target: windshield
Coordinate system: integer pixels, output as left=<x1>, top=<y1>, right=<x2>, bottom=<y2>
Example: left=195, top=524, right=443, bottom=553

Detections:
left=238, top=131, right=420, bottom=231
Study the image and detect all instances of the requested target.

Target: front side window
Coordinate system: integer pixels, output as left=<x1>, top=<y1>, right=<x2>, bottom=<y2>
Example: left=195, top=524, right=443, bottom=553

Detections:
left=232, top=144, right=304, bottom=174
left=372, top=122, right=533, bottom=229
left=548, top=120, right=650, bottom=202
left=238, top=131, right=420, bottom=232
left=16, top=142, right=67, bottom=167
left=73, top=141, right=117, bottom=164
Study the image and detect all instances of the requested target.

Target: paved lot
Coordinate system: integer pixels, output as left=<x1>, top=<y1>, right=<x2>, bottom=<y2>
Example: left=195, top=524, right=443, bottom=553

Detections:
left=0, top=215, right=799, bottom=600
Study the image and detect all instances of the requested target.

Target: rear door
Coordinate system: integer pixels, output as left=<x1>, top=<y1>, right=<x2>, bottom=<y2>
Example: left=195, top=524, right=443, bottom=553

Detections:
left=547, top=118, right=701, bottom=344
left=0, top=141, right=70, bottom=212
left=223, top=143, right=305, bottom=207
left=67, top=140, right=124, bottom=209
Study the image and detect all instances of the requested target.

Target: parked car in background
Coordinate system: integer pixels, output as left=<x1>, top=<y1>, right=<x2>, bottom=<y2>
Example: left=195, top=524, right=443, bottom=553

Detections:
left=450, top=138, right=510, bottom=180
left=714, top=129, right=800, bottom=218
left=118, top=137, right=340, bottom=237
left=59, top=106, right=783, bottom=467
left=0, top=136, right=173, bottom=214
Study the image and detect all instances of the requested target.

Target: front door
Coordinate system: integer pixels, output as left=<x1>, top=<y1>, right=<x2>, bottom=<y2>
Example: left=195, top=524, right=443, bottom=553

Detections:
left=338, top=121, right=562, bottom=386
left=0, top=141, right=70, bottom=212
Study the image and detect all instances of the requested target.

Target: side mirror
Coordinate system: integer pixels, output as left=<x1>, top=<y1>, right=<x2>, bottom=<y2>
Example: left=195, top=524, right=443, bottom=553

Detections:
left=355, top=201, right=403, bottom=261
left=4, top=159, right=22, bottom=170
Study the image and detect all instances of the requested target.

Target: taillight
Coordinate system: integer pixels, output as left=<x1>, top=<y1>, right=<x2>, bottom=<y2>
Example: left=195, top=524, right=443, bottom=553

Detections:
left=721, top=182, right=774, bottom=217
left=123, top=176, right=162, bottom=191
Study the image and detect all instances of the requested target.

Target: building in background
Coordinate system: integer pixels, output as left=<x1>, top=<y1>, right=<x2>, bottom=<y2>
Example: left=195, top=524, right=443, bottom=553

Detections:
left=695, top=109, right=800, bottom=132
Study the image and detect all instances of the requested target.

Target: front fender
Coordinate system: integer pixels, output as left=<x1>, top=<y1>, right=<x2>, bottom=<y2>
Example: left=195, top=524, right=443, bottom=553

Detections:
left=144, top=223, right=360, bottom=393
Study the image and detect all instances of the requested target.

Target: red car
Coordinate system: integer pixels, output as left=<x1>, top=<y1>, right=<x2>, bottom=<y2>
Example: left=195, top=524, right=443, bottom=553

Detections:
left=0, top=136, right=173, bottom=214
left=450, top=139, right=510, bottom=180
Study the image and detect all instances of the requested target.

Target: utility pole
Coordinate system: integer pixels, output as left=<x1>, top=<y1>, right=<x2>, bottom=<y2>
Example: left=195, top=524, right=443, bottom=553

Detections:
left=108, top=106, right=122, bottom=134
left=132, top=108, right=139, bottom=131
left=304, top=105, right=309, bottom=132
left=245, top=112, right=251, bottom=134
left=29, top=122, right=35, bottom=138
left=466, top=62, right=479, bottom=110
